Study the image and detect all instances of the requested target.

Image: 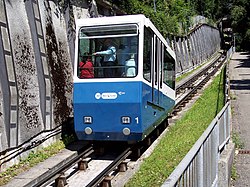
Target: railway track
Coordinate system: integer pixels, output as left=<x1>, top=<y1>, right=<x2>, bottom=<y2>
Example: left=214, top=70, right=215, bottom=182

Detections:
left=85, top=148, right=132, bottom=187
left=37, top=145, right=94, bottom=187
left=41, top=144, right=132, bottom=187
left=25, top=53, right=226, bottom=187
left=173, top=53, right=226, bottom=116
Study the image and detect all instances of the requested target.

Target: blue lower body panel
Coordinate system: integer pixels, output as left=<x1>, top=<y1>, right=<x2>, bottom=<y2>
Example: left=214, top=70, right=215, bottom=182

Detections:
left=74, top=103, right=143, bottom=141
left=73, top=81, right=175, bottom=142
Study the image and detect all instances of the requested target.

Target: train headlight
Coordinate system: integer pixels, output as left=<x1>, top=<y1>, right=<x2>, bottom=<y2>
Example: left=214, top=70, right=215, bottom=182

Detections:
left=84, top=116, right=92, bottom=124
left=121, top=116, right=131, bottom=124
left=85, top=127, right=93, bottom=135
left=123, top=128, right=131, bottom=135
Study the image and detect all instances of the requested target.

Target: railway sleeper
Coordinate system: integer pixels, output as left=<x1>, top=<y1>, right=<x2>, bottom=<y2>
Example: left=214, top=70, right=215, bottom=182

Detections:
left=55, top=172, right=68, bottom=187
left=172, top=111, right=178, bottom=116
left=101, top=174, right=115, bottom=187
left=131, top=146, right=144, bottom=159
left=168, top=113, right=174, bottom=118
left=174, top=108, right=181, bottom=112
left=145, top=137, right=152, bottom=146
left=179, top=104, right=185, bottom=107
left=156, top=128, right=160, bottom=136
left=164, top=120, right=169, bottom=128
left=118, top=159, right=130, bottom=172
left=78, top=157, right=91, bottom=170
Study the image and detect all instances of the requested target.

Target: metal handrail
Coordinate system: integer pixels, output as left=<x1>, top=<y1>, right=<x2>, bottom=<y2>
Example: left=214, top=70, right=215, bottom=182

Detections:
left=162, top=102, right=230, bottom=187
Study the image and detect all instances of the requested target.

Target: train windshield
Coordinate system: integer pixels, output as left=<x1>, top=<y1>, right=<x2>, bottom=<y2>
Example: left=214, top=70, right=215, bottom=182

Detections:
left=77, top=24, right=139, bottom=79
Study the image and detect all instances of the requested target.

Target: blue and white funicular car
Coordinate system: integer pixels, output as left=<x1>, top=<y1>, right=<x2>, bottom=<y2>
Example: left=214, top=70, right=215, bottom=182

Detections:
left=73, top=14, right=176, bottom=142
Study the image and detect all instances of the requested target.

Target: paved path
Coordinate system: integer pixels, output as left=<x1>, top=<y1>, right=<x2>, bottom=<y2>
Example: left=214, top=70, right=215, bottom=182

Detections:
left=229, top=52, right=250, bottom=187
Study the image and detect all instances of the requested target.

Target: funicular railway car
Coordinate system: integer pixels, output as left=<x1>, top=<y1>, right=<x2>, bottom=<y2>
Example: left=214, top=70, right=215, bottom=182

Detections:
left=73, top=14, right=176, bottom=142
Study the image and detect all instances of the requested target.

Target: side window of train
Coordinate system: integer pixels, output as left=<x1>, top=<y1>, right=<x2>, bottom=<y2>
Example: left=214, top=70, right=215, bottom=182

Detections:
left=78, top=38, right=90, bottom=77
left=163, top=48, right=175, bottom=89
left=154, top=37, right=158, bottom=85
left=160, top=43, right=164, bottom=88
left=155, top=37, right=163, bottom=87
left=143, top=27, right=153, bottom=82
left=78, top=38, right=96, bottom=79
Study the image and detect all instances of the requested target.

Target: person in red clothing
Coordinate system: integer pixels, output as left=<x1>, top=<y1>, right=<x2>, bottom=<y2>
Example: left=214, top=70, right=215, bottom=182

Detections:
left=79, top=56, right=94, bottom=78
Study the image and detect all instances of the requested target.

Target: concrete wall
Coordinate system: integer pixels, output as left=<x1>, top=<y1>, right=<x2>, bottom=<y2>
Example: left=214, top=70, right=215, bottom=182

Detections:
left=170, top=24, right=221, bottom=76
left=0, top=0, right=89, bottom=171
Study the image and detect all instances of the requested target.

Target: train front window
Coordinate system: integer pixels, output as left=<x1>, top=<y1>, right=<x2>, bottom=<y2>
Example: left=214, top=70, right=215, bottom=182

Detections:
left=77, top=24, right=139, bottom=79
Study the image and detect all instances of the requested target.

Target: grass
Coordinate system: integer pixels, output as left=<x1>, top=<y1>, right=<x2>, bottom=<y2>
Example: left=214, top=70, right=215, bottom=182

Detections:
left=126, top=67, right=225, bottom=187
left=232, top=132, right=244, bottom=150
left=231, top=162, right=238, bottom=181
left=230, top=132, right=243, bottom=181
left=0, top=134, right=75, bottom=185
left=231, top=131, right=243, bottom=182
left=230, top=117, right=244, bottom=181
left=230, top=93, right=237, bottom=100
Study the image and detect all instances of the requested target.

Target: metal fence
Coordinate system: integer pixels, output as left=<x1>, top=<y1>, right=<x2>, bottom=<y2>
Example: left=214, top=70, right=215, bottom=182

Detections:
left=162, top=101, right=231, bottom=187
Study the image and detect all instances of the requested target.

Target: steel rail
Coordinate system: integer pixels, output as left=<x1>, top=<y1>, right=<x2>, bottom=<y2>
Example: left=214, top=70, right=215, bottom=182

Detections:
left=173, top=55, right=227, bottom=115
left=86, top=147, right=132, bottom=187
left=176, top=54, right=224, bottom=94
left=25, top=145, right=94, bottom=187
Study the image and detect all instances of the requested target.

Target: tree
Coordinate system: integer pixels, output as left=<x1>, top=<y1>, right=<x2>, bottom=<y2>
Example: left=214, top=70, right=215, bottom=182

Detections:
left=107, top=0, right=250, bottom=50
left=230, top=0, right=250, bottom=51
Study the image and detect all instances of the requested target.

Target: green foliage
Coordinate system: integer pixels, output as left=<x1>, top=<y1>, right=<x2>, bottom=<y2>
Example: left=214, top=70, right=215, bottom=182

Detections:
left=244, top=29, right=250, bottom=46
left=230, top=0, right=250, bottom=51
left=231, top=5, right=247, bottom=24
left=0, top=140, right=66, bottom=185
left=232, top=132, right=244, bottom=149
left=62, top=134, right=76, bottom=145
left=110, top=0, right=194, bottom=36
left=231, top=161, right=238, bottom=181
left=110, top=0, right=250, bottom=51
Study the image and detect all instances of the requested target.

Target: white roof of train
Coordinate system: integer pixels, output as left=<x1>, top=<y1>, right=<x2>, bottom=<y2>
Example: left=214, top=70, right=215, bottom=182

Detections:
left=76, top=14, right=147, bottom=26
left=75, top=14, right=175, bottom=58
